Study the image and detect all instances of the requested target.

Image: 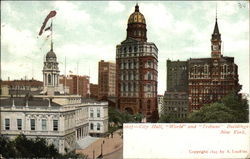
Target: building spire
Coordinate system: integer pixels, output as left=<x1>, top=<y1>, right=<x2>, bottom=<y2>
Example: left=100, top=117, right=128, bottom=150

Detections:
left=135, top=3, right=139, bottom=12
left=213, top=3, right=219, bottom=35
left=216, top=3, right=217, bottom=20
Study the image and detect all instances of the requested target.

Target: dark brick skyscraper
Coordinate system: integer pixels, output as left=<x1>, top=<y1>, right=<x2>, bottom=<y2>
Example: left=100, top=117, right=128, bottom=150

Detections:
left=188, top=17, right=241, bottom=112
left=163, top=16, right=241, bottom=116
left=116, top=4, right=158, bottom=121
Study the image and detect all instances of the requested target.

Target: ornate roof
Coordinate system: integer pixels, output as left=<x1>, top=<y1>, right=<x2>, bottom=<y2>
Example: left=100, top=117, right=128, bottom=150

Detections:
left=128, top=4, right=146, bottom=24
left=46, top=50, right=56, bottom=59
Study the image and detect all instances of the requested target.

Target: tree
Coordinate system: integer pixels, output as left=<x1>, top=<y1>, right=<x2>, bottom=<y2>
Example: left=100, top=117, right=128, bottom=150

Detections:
left=187, top=103, right=237, bottom=123
left=220, top=92, right=249, bottom=122
left=0, top=135, right=16, bottom=158
left=0, top=134, right=86, bottom=158
left=187, top=92, right=249, bottom=123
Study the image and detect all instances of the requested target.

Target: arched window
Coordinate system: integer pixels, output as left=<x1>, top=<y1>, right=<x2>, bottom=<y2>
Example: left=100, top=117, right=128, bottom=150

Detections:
left=148, top=61, right=152, bottom=68
left=48, top=74, right=51, bottom=84
left=124, top=47, right=127, bottom=53
left=134, top=46, right=137, bottom=52
left=148, top=73, right=152, bottom=80
left=134, top=61, right=137, bottom=68
left=129, top=47, right=132, bottom=53
left=124, top=62, right=127, bottom=69
left=134, top=83, right=137, bottom=91
left=147, top=84, right=151, bottom=92
left=123, top=83, right=126, bottom=91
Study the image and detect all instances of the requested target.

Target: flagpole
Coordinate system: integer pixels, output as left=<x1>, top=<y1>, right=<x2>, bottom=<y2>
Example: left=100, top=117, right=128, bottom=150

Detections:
left=51, top=19, right=53, bottom=51
left=64, top=56, right=66, bottom=95
left=77, top=61, right=79, bottom=95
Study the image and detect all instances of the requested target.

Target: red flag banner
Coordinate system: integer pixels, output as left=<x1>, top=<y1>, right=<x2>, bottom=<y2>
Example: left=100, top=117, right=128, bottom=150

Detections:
left=39, top=10, right=56, bottom=36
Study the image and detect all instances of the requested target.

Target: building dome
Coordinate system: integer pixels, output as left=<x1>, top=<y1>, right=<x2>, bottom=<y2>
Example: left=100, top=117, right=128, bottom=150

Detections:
left=128, top=4, right=146, bottom=24
left=46, top=50, right=56, bottom=59
left=126, top=4, right=147, bottom=42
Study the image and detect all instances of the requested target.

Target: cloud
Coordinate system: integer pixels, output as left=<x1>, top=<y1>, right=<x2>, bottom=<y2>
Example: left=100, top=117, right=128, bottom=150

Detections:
left=1, top=23, right=38, bottom=59
left=53, top=1, right=90, bottom=28
left=1, top=1, right=249, bottom=95
left=106, top=1, right=125, bottom=13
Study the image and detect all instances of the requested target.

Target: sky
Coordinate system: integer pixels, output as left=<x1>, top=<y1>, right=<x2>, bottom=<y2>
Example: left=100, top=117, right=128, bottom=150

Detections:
left=1, top=1, right=249, bottom=95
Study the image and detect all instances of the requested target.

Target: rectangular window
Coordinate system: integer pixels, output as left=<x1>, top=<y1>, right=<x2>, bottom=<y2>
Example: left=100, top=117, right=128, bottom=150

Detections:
left=5, top=119, right=10, bottom=130
left=30, top=119, right=35, bottom=130
left=53, top=120, right=58, bottom=131
left=42, top=119, right=47, bottom=131
left=97, top=123, right=100, bottom=131
left=17, top=119, right=22, bottom=130
left=90, top=109, right=94, bottom=118
left=97, top=109, right=100, bottom=117
left=90, top=123, right=94, bottom=130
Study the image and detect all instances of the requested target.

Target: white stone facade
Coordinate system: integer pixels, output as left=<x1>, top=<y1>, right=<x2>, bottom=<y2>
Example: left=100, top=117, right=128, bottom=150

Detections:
left=88, top=103, right=109, bottom=136
left=0, top=96, right=109, bottom=154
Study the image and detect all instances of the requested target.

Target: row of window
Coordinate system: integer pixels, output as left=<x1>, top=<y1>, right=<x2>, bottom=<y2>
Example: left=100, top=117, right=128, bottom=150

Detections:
left=4, top=118, right=58, bottom=131
left=164, top=101, right=188, bottom=105
left=166, top=107, right=188, bottom=112
left=90, top=123, right=101, bottom=131
left=169, top=66, right=187, bottom=71
left=190, top=89, right=229, bottom=94
left=118, top=45, right=155, bottom=54
left=191, top=65, right=233, bottom=74
left=164, top=94, right=187, bottom=99
left=90, top=108, right=101, bottom=118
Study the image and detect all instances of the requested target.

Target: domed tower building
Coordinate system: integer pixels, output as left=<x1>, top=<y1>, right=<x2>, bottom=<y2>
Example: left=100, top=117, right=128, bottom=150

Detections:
left=116, top=4, right=158, bottom=122
left=42, top=43, right=60, bottom=96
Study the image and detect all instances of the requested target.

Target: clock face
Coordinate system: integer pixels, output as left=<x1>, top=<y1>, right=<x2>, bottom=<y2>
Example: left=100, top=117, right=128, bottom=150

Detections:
left=213, top=45, right=219, bottom=51
left=47, top=63, right=51, bottom=68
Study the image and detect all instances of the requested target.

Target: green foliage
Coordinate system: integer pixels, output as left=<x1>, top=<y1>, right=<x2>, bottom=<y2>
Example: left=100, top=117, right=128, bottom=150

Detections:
left=187, top=103, right=237, bottom=123
left=0, top=135, right=16, bottom=158
left=0, top=134, right=86, bottom=158
left=187, top=92, right=249, bottom=123
left=108, top=107, right=144, bottom=133
left=159, top=92, right=249, bottom=123
left=109, top=107, right=144, bottom=125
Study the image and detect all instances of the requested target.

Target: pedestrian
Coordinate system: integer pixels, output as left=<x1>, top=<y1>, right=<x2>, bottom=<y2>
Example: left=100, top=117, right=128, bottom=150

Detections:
left=111, top=132, right=113, bottom=138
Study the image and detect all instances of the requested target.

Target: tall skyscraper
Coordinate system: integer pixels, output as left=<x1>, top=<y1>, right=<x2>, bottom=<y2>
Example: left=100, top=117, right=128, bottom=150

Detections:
left=98, top=60, right=116, bottom=100
left=116, top=4, right=158, bottom=121
left=163, top=60, right=189, bottom=118
left=188, top=17, right=241, bottom=112
left=163, top=15, right=241, bottom=115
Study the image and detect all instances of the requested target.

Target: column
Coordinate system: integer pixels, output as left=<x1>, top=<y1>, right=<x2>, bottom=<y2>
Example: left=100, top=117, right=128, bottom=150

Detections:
left=81, top=127, right=84, bottom=138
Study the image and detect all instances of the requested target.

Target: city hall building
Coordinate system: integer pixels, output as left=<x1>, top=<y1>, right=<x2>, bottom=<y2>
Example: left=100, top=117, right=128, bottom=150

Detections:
left=0, top=42, right=108, bottom=154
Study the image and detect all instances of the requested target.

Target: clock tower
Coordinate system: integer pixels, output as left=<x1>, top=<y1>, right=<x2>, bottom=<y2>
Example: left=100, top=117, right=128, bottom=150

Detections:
left=42, top=42, right=60, bottom=95
left=211, top=17, right=222, bottom=58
